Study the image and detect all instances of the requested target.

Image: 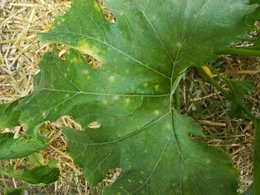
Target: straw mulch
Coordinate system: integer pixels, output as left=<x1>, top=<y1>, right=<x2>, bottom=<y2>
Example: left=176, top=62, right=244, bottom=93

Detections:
left=0, top=0, right=259, bottom=194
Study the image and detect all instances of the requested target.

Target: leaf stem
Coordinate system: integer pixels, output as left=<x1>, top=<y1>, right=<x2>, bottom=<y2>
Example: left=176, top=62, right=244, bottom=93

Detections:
left=240, top=106, right=256, bottom=123
left=170, top=72, right=186, bottom=111
left=220, top=48, right=260, bottom=57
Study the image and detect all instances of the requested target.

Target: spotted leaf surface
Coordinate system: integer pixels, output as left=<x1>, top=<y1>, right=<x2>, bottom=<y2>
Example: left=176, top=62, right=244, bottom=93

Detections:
left=1, top=0, right=259, bottom=194
left=39, top=0, right=257, bottom=79
left=13, top=49, right=237, bottom=194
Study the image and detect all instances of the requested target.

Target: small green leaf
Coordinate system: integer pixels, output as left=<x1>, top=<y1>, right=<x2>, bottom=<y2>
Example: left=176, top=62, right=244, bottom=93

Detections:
left=5, top=166, right=60, bottom=185
left=0, top=101, right=20, bottom=128
left=28, top=152, right=45, bottom=166
left=225, top=79, right=256, bottom=119
left=0, top=133, right=46, bottom=160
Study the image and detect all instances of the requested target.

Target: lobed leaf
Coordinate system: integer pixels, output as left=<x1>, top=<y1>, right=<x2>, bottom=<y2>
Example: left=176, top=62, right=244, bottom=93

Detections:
left=1, top=0, right=259, bottom=194
left=39, top=0, right=257, bottom=79
left=64, top=109, right=238, bottom=194
left=7, top=48, right=238, bottom=194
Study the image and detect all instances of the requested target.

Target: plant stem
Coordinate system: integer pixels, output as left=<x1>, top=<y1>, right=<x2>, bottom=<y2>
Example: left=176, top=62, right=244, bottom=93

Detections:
left=196, top=67, right=256, bottom=121
left=174, top=86, right=181, bottom=111
left=207, top=66, right=256, bottom=121
left=196, top=67, right=231, bottom=98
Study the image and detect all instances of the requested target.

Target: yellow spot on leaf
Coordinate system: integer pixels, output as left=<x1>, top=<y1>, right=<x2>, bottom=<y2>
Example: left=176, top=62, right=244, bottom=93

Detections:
left=113, top=95, right=119, bottom=100
left=102, top=100, right=108, bottom=105
left=109, top=76, right=115, bottom=82
left=77, top=41, right=102, bottom=62
left=154, top=110, right=160, bottom=115
left=125, top=98, right=130, bottom=105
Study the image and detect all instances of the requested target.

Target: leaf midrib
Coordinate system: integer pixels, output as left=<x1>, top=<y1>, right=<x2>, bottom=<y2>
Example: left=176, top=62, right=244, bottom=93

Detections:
left=34, top=88, right=170, bottom=97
